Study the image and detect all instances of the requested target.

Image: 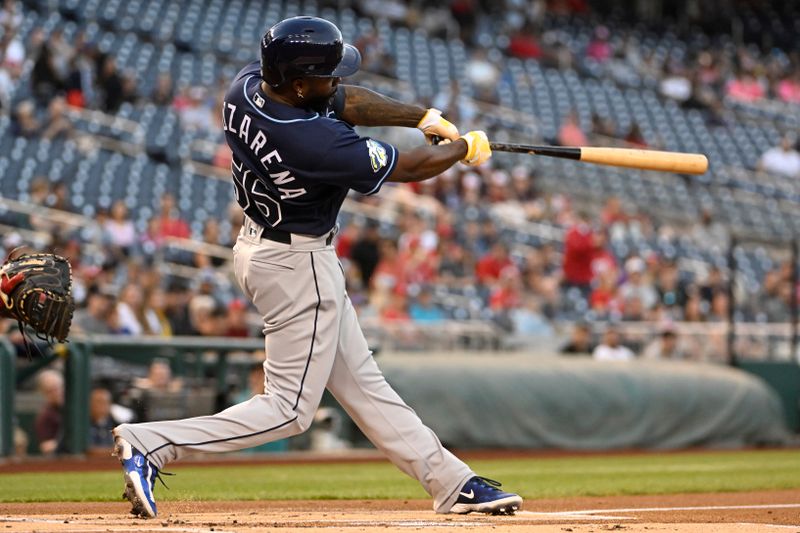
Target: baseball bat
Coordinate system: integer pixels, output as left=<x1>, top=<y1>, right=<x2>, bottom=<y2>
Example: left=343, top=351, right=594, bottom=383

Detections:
left=489, top=143, right=709, bottom=174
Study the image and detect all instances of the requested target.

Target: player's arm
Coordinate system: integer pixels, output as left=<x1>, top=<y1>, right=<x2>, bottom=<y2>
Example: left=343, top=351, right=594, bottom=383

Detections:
left=336, top=85, right=459, bottom=142
left=319, top=125, right=486, bottom=193
left=389, top=131, right=490, bottom=183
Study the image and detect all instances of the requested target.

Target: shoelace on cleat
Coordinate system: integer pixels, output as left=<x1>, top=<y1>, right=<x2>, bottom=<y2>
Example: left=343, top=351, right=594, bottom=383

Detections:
left=153, top=469, right=175, bottom=490
left=472, top=477, right=503, bottom=492
left=143, top=450, right=175, bottom=490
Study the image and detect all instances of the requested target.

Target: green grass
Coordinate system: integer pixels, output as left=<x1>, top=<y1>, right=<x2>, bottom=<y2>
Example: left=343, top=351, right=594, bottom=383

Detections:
left=1, top=450, right=799, bottom=503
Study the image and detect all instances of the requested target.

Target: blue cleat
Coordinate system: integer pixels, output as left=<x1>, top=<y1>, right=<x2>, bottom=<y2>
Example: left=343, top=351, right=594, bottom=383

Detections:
left=449, top=476, right=523, bottom=515
left=113, top=436, right=159, bottom=518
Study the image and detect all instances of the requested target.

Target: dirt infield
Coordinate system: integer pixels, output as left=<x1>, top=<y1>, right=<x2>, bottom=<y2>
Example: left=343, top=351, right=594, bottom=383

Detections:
left=2, top=491, right=799, bottom=533
left=2, top=452, right=799, bottom=531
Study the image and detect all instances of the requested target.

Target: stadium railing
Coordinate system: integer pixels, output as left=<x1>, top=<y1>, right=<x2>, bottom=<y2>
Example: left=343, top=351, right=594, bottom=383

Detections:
left=360, top=317, right=503, bottom=352
left=0, top=338, right=14, bottom=457
left=63, top=106, right=145, bottom=157
left=594, top=320, right=800, bottom=364
left=31, top=335, right=263, bottom=455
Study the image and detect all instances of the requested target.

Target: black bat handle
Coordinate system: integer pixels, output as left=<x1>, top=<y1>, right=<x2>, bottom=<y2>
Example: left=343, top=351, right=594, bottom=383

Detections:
left=489, top=143, right=582, bottom=160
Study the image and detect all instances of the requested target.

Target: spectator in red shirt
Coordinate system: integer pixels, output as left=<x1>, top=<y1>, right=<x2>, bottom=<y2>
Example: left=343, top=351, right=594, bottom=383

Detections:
left=557, top=110, right=588, bottom=146
left=550, top=0, right=588, bottom=14
left=489, top=266, right=522, bottom=311
left=400, top=240, right=439, bottom=286
left=507, top=24, right=541, bottom=60
left=334, top=223, right=359, bottom=259
left=380, top=291, right=410, bottom=322
left=586, top=26, right=611, bottom=63
left=450, top=0, right=477, bottom=42
left=777, top=71, right=800, bottom=104
left=157, top=193, right=190, bottom=240
left=212, top=143, right=232, bottom=169
left=589, top=267, right=620, bottom=315
left=562, top=216, right=595, bottom=290
left=224, top=299, right=251, bottom=337
left=726, top=71, right=765, bottom=102
left=476, top=242, right=514, bottom=284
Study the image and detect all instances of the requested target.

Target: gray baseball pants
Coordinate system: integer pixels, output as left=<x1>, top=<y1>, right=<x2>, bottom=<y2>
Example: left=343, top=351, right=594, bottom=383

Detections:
left=115, top=216, right=474, bottom=512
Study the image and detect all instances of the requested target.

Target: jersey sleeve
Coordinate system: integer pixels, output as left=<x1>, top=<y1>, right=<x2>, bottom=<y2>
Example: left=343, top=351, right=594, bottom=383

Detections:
left=317, top=125, right=398, bottom=195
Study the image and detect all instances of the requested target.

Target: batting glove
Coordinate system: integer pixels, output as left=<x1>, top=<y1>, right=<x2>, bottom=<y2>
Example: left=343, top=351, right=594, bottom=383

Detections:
left=460, top=130, right=491, bottom=166
left=417, top=108, right=460, bottom=144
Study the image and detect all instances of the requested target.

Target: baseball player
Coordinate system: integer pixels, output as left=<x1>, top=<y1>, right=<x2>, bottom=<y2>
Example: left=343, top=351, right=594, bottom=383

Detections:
left=112, top=16, right=522, bottom=518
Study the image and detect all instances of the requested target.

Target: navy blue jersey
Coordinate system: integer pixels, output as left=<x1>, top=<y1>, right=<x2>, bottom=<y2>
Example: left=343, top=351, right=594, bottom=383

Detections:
left=223, top=61, right=398, bottom=235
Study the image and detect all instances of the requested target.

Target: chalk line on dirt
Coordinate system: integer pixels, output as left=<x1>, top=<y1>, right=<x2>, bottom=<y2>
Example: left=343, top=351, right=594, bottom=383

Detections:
left=545, top=503, right=800, bottom=515
left=0, top=516, right=236, bottom=533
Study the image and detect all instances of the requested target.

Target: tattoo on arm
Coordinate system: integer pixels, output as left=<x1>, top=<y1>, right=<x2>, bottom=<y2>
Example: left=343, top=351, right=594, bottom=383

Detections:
left=339, top=85, right=427, bottom=128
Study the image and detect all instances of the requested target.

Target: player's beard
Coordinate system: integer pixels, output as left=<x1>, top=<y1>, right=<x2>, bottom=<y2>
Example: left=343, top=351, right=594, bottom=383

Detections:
left=305, top=88, right=337, bottom=114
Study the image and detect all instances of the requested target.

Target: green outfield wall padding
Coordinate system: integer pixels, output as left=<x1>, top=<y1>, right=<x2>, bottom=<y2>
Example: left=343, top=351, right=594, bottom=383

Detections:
left=0, top=341, right=14, bottom=457
left=738, top=362, right=800, bottom=432
left=376, top=356, right=791, bottom=449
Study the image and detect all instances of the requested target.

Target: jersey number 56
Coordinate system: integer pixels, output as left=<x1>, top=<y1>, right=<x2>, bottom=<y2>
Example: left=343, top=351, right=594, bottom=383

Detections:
left=231, top=157, right=283, bottom=227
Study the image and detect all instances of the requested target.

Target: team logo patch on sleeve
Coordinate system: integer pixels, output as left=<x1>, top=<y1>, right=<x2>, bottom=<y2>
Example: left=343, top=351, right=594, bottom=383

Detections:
left=366, top=139, right=388, bottom=173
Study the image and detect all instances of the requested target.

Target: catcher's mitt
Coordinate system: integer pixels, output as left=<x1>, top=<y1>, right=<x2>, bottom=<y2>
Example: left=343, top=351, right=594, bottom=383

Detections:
left=0, top=247, right=74, bottom=345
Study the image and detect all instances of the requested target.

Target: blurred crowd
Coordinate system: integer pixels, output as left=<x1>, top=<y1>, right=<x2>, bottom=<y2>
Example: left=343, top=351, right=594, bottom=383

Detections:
left=338, top=170, right=764, bottom=360
left=353, top=0, right=800, bottom=176
left=1, top=0, right=799, bottom=366
left=6, top=149, right=782, bottom=363
left=1, top=0, right=228, bottom=140
left=2, top=0, right=797, bottom=183
left=3, top=0, right=797, bottom=140
left=349, top=0, right=800, bottom=122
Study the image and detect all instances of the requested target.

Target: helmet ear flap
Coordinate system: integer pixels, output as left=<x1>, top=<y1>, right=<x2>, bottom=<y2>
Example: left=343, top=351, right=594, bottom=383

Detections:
left=260, top=61, right=283, bottom=88
left=261, top=38, right=287, bottom=87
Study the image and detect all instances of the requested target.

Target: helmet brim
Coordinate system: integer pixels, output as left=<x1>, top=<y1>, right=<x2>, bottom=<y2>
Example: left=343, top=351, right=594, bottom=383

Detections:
left=331, top=44, right=361, bottom=78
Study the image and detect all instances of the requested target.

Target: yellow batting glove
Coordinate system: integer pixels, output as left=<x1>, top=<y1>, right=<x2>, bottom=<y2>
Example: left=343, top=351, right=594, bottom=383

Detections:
left=460, top=130, right=491, bottom=166
left=417, top=108, right=460, bottom=144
